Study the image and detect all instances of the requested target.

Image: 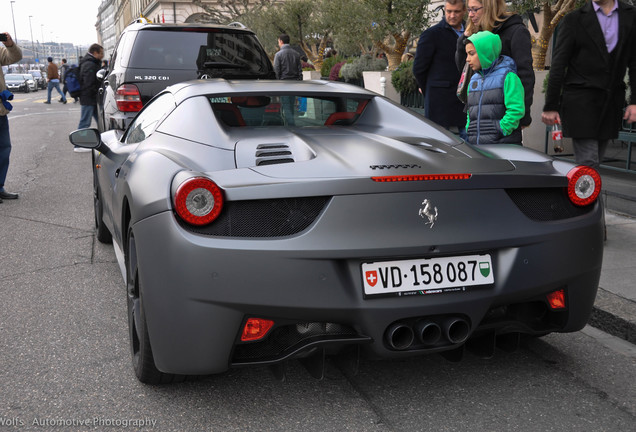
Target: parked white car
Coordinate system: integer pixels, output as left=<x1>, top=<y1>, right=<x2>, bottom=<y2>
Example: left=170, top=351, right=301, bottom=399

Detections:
left=21, top=74, right=38, bottom=92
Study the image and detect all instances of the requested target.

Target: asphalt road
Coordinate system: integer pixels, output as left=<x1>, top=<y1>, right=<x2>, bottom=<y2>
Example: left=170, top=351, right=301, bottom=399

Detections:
left=0, top=91, right=635, bottom=432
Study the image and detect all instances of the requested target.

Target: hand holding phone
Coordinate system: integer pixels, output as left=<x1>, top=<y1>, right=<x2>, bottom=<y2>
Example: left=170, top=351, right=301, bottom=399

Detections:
left=0, top=33, right=9, bottom=42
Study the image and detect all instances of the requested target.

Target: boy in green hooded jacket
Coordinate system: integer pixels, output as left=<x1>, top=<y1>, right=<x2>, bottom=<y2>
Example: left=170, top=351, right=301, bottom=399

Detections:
left=464, top=31, right=525, bottom=145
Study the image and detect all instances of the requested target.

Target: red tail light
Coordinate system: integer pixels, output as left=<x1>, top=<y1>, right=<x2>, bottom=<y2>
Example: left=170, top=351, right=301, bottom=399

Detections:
left=547, top=289, right=566, bottom=310
left=567, top=166, right=601, bottom=206
left=115, top=84, right=143, bottom=112
left=174, top=177, right=224, bottom=226
left=241, top=318, right=274, bottom=341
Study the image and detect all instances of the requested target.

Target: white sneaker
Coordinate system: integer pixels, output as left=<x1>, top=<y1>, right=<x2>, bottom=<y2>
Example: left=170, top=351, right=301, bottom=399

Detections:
left=73, top=147, right=91, bottom=153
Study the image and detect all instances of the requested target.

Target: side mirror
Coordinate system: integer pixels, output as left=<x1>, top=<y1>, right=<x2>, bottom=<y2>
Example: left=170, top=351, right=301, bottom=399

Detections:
left=96, top=69, right=107, bottom=81
left=95, top=69, right=108, bottom=81
left=68, top=128, right=110, bottom=154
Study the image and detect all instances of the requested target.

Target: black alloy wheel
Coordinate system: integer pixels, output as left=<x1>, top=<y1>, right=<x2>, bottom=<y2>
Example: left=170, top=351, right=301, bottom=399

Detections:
left=126, top=227, right=181, bottom=384
left=92, top=162, right=112, bottom=244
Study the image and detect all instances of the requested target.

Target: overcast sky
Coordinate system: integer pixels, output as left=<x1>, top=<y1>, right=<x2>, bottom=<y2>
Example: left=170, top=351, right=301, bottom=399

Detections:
left=1, top=0, right=102, bottom=46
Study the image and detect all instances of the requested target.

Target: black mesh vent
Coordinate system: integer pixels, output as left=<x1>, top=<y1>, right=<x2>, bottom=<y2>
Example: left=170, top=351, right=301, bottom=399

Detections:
left=232, top=322, right=360, bottom=363
left=179, top=196, right=330, bottom=237
left=506, top=188, right=594, bottom=221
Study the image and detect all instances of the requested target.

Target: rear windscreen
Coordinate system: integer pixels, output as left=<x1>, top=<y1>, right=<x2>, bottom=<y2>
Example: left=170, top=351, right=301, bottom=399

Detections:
left=209, top=94, right=371, bottom=128
left=129, top=29, right=273, bottom=77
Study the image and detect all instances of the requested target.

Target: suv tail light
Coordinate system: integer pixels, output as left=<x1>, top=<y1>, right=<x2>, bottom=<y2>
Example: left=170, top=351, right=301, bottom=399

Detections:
left=115, top=84, right=143, bottom=112
left=566, top=166, right=601, bottom=206
left=174, top=177, right=224, bottom=226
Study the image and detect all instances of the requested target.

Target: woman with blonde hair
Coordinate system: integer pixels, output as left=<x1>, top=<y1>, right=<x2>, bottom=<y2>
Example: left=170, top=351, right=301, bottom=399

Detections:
left=455, top=0, right=534, bottom=129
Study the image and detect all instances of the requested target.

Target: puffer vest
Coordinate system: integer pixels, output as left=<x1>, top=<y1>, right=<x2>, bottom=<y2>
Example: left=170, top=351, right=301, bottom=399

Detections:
left=466, top=55, right=522, bottom=145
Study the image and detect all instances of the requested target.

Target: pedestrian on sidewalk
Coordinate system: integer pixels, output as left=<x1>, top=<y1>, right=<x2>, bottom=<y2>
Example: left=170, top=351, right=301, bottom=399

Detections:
left=0, top=32, right=22, bottom=202
left=44, top=57, right=67, bottom=104
left=464, top=31, right=525, bottom=145
left=542, top=0, right=636, bottom=169
left=60, top=58, right=70, bottom=101
left=273, top=34, right=301, bottom=125
left=455, top=0, right=534, bottom=130
left=273, top=34, right=302, bottom=81
left=76, top=43, right=104, bottom=153
left=413, top=0, right=467, bottom=139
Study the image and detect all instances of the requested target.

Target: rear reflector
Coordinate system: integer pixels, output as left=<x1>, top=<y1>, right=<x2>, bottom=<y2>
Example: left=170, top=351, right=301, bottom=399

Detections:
left=241, top=318, right=274, bottom=341
left=372, top=174, right=472, bottom=182
left=546, top=289, right=566, bottom=310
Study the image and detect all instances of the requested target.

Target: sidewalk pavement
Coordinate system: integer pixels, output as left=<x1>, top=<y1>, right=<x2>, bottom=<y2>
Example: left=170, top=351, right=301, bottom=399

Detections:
left=588, top=167, right=636, bottom=344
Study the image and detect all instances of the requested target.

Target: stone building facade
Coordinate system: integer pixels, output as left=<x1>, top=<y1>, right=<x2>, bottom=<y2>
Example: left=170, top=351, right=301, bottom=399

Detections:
left=96, top=1, right=250, bottom=57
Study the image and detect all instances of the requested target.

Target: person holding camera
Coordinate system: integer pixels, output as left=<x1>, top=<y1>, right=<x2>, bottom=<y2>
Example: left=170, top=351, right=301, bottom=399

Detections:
left=0, top=32, right=22, bottom=202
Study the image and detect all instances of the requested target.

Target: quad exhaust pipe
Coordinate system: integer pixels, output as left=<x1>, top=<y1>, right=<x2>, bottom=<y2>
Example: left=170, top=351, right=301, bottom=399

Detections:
left=415, top=320, right=442, bottom=345
left=443, top=317, right=470, bottom=344
left=385, top=323, right=415, bottom=350
left=386, top=317, right=470, bottom=350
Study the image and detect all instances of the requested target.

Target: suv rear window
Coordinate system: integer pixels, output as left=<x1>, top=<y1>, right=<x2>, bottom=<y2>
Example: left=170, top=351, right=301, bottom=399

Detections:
left=128, top=29, right=272, bottom=77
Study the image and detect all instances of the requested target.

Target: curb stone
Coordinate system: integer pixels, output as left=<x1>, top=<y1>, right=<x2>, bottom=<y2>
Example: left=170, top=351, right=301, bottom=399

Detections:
left=589, top=287, right=636, bottom=345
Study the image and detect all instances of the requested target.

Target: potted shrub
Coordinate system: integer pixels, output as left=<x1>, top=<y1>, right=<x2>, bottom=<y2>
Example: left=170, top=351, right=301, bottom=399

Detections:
left=391, top=59, right=423, bottom=108
left=341, top=55, right=387, bottom=87
left=320, top=54, right=344, bottom=79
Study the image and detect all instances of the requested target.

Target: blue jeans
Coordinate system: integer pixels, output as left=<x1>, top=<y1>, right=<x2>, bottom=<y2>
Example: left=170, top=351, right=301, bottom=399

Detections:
left=78, top=104, right=98, bottom=129
left=47, top=80, right=66, bottom=103
left=281, top=96, right=296, bottom=126
left=0, top=115, right=11, bottom=188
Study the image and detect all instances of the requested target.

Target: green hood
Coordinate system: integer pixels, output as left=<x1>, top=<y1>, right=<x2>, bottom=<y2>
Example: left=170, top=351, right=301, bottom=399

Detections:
left=467, top=31, right=501, bottom=70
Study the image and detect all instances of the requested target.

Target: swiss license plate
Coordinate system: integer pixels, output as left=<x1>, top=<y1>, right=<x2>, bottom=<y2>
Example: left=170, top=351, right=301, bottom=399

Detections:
left=362, top=254, right=494, bottom=297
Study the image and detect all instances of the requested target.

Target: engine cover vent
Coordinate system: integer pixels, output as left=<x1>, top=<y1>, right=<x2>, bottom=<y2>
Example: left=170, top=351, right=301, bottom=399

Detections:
left=235, top=135, right=316, bottom=168
left=256, top=143, right=294, bottom=166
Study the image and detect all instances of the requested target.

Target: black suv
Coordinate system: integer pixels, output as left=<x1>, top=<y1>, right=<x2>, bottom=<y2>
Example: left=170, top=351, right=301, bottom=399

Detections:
left=97, top=21, right=275, bottom=132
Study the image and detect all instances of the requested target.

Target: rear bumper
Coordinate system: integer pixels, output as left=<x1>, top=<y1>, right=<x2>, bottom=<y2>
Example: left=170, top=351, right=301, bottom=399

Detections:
left=132, top=194, right=604, bottom=375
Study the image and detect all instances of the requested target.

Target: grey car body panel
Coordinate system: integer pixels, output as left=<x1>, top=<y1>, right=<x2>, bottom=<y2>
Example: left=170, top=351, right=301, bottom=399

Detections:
left=133, top=199, right=602, bottom=374
left=86, top=79, right=603, bottom=375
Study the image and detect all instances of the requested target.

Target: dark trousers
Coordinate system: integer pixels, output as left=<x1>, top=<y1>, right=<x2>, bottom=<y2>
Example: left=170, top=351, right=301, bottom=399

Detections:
left=0, top=115, right=11, bottom=188
left=572, top=138, right=610, bottom=170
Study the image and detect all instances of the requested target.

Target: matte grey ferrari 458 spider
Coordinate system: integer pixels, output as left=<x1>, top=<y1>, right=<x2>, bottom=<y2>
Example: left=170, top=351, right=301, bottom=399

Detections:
left=70, top=79, right=604, bottom=384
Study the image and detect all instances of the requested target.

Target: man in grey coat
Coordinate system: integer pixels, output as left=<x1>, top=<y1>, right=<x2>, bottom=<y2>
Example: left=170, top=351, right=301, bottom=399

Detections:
left=273, top=34, right=302, bottom=80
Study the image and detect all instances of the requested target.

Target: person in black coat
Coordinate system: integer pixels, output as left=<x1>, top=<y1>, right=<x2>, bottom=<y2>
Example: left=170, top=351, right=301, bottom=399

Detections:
left=77, top=44, right=104, bottom=131
left=455, top=0, right=534, bottom=128
left=542, top=0, right=636, bottom=169
left=413, top=0, right=467, bottom=137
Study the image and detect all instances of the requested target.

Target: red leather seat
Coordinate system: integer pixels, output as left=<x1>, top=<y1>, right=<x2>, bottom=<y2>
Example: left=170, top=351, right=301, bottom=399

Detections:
left=213, top=103, right=246, bottom=127
left=324, top=112, right=357, bottom=125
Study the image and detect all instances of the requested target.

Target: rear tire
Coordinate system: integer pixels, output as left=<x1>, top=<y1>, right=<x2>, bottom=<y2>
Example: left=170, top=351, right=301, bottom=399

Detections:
left=126, top=227, right=182, bottom=384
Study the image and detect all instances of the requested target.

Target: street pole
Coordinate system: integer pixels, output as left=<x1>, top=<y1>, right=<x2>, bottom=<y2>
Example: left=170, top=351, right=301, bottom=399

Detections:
left=29, top=16, right=36, bottom=65
left=10, top=1, right=17, bottom=41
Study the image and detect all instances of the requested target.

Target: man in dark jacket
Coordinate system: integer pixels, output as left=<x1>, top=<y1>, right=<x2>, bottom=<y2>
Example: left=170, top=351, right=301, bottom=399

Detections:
left=273, top=34, right=302, bottom=80
left=413, top=0, right=466, bottom=138
left=542, top=0, right=636, bottom=169
left=77, top=44, right=104, bottom=132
